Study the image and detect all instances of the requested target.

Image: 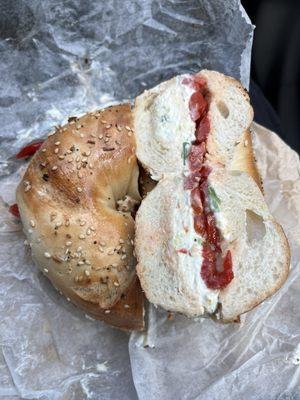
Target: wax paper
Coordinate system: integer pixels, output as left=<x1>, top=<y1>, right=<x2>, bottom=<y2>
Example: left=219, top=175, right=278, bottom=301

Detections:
left=1, top=0, right=298, bottom=399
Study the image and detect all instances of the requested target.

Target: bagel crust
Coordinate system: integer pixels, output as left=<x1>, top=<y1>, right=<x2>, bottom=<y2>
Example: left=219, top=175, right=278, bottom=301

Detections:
left=17, top=104, right=144, bottom=330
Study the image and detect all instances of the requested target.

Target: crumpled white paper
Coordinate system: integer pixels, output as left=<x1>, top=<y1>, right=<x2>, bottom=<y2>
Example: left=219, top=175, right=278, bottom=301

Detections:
left=2, top=1, right=298, bottom=399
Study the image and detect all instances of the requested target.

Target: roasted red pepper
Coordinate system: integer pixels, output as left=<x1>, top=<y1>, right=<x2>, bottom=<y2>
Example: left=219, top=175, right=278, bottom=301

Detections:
left=201, top=248, right=233, bottom=290
left=183, top=75, right=234, bottom=290
left=15, top=141, right=44, bottom=159
left=188, top=92, right=207, bottom=121
left=9, top=203, right=20, bottom=218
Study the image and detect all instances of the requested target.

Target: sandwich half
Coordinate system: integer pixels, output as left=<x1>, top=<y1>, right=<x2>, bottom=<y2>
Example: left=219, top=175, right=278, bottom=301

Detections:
left=134, top=70, right=290, bottom=321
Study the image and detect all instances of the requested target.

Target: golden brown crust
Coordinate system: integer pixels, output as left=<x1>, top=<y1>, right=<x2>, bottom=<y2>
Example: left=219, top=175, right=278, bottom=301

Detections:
left=17, top=104, right=144, bottom=330
left=70, top=276, right=144, bottom=331
left=231, top=129, right=263, bottom=192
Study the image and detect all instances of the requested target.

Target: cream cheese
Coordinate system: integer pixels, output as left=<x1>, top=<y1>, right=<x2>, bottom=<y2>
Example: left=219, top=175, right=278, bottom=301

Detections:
left=147, top=76, right=196, bottom=180
left=170, top=183, right=219, bottom=314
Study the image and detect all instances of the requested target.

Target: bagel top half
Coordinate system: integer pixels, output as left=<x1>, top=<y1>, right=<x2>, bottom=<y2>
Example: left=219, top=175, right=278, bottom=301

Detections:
left=16, top=104, right=144, bottom=331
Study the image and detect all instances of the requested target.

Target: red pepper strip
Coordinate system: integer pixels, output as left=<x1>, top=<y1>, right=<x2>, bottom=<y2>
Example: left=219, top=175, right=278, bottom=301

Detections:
left=178, top=248, right=188, bottom=254
left=9, top=203, right=20, bottom=218
left=188, top=92, right=207, bottom=121
left=15, top=141, right=44, bottom=159
left=201, top=248, right=233, bottom=290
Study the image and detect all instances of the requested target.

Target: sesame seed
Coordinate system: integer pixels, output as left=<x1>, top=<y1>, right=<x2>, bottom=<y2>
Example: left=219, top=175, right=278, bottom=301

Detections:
left=44, top=268, right=49, bottom=273
left=85, top=270, right=90, bottom=277
left=58, top=155, right=65, bottom=160
left=85, top=260, right=91, bottom=265
left=83, top=150, right=91, bottom=156
left=76, top=156, right=80, bottom=162
left=104, top=309, right=111, bottom=314
left=113, top=281, right=120, bottom=287
left=77, top=165, right=81, bottom=170
left=88, top=163, right=93, bottom=169
left=77, top=187, right=82, bottom=193
left=80, top=220, right=86, bottom=226
left=82, top=157, right=88, bottom=162
left=112, top=263, right=118, bottom=267
left=90, top=226, right=96, bottom=231
left=98, top=135, right=103, bottom=140
left=125, top=126, right=131, bottom=131
left=105, top=124, right=112, bottom=129
left=121, top=254, right=127, bottom=260
left=52, top=166, right=58, bottom=171
left=44, top=252, right=51, bottom=258
left=108, top=249, right=114, bottom=255
left=65, top=219, right=70, bottom=227
left=77, top=246, right=82, bottom=252
left=79, top=234, right=85, bottom=239
left=130, top=240, right=134, bottom=245
left=116, top=245, right=121, bottom=251
left=124, top=304, right=130, bottom=308
left=91, top=133, right=96, bottom=138
left=66, top=297, right=71, bottom=302
left=100, top=241, right=106, bottom=246
left=115, top=140, right=121, bottom=145
left=116, top=125, right=122, bottom=132
left=78, top=261, right=84, bottom=265
left=55, top=141, right=60, bottom=146
left=244, top=140, right=248, bottom=147
left=55, top=222, right=62, bottom=228
left=66, top=241, right=72, bottom=247
left=28, top=228, right=33, bottom=234
left=67, top=157, right=73, bottom=163
left=54, top=148, right=59, bottom=154
left=101, top=120, right=107, bottom=124
left=30, top=220, right=35, bottom=227
left=86, top=228, right=91, bottom=235
left=127, top=131, right=132, bottom=137
left=104, top=138, right=109, bottom=143
left=119, top=239, right=124, bottom=244
left=78, top=171, right=83, bottom=179
left=106, top=133, right=112, bottom=138
left=42, top=148, right=46, bottom=153
left=98, top=247, right=104, bottom=253
left=80, top=133, right=84, bottom=138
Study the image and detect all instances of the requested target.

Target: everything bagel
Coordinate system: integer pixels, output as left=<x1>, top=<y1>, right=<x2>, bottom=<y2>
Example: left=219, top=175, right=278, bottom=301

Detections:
left=16, top=104, right=144, bottom=330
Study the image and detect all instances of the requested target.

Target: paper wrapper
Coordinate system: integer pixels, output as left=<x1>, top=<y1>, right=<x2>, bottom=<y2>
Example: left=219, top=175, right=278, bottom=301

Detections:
left=1, top=1, right=299, bottom=399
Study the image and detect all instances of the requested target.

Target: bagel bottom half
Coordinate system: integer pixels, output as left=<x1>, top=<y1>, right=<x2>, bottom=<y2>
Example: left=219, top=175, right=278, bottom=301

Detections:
left=17, top=104, right=144, bottom=330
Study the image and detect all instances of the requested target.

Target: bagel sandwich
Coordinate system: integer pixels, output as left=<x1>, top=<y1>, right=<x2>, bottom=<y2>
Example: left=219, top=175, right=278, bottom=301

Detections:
left=134, top=70, right=290, bottom=321
left=16, top=104, right=144, bottom=331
